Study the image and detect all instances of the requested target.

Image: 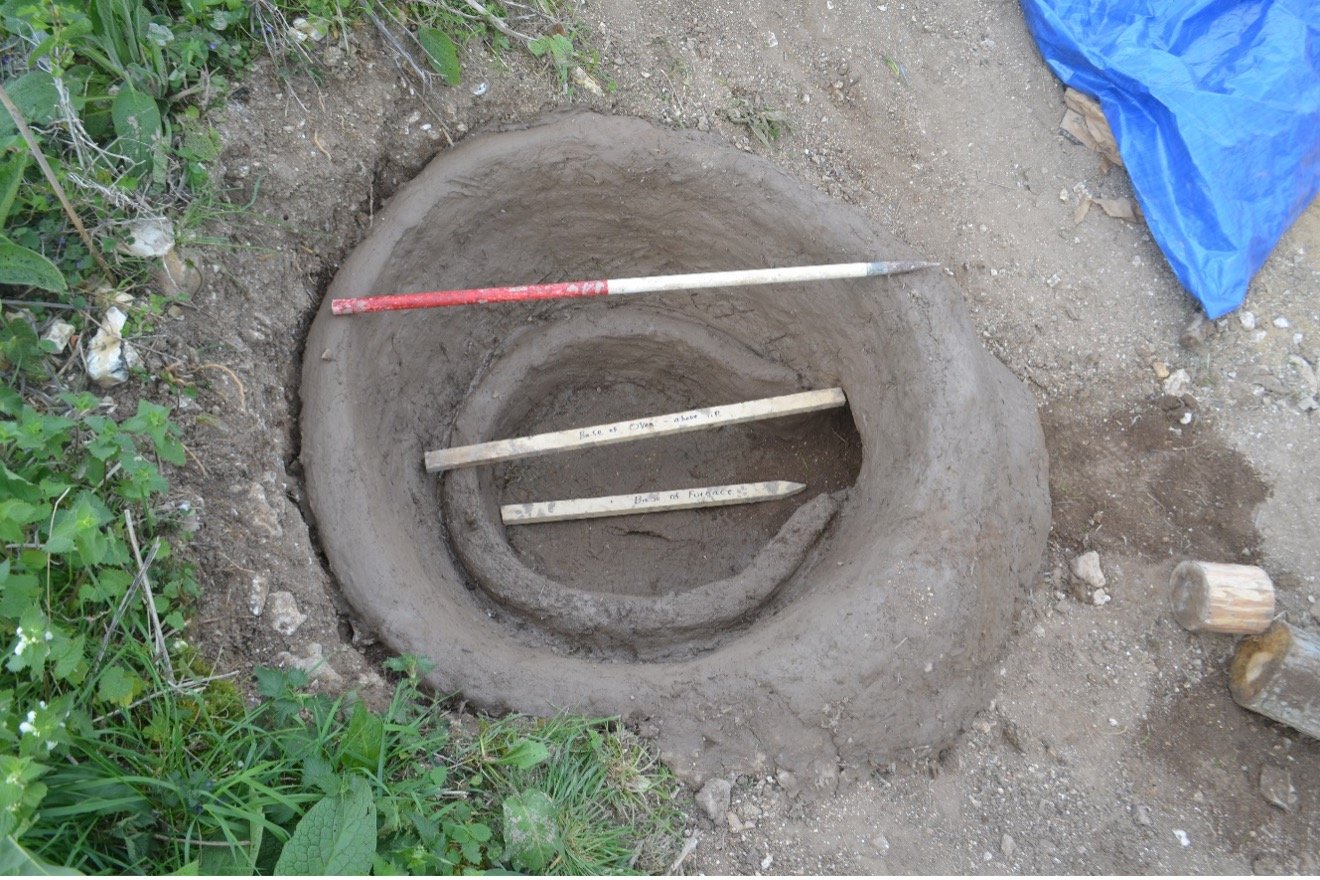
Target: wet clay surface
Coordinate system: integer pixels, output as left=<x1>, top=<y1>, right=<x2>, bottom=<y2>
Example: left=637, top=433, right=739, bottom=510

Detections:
left=299, top=113, right=1050, bottom=780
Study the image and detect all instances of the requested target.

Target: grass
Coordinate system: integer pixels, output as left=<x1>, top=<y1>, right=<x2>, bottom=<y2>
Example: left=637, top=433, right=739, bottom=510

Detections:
left=1, top=0, right=681, bottom=874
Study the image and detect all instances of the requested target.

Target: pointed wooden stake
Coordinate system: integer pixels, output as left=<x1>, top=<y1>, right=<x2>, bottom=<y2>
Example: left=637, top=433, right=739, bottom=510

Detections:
left=501, top=480, right=806, bottom=525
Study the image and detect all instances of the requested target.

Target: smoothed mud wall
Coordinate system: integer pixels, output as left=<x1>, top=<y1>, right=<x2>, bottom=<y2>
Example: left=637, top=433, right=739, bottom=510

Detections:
left=300, top=112, right=1050, bottom=789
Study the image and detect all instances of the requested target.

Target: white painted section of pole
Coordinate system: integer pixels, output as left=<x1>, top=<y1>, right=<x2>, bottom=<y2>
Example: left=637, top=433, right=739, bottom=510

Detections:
left=501, top=480, right=807, bottom=524
left=607, top=260, right=938, bottom=296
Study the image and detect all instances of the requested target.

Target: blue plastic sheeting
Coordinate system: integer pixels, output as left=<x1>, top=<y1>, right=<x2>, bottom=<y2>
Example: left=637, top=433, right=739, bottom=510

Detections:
left=1019, top=0, right=1320, bottom=318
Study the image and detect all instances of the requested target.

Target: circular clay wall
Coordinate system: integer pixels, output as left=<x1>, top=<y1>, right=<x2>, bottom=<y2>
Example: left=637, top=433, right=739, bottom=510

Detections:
left=300, top=112, right=1050, bottom=790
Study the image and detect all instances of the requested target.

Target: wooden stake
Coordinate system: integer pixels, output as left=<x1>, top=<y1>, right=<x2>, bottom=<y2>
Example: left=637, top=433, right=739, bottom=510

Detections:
left=501, top=480, right=805, bottom=525
left=425, top=388, right=846, bottom=472
left=1170, top=560, right=1275, bottom=634
left=1229, top=621, right=1320, bottom=739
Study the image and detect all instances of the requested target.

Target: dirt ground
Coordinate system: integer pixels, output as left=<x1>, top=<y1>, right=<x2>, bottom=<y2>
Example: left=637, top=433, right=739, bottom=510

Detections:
left=144, top=0, right=1320, bottom=872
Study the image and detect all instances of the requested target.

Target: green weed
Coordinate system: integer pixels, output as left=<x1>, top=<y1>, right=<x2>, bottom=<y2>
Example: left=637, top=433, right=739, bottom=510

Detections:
left=723, top=96, right=789, bottom=149
left=0, top=1, right=678, bottom=875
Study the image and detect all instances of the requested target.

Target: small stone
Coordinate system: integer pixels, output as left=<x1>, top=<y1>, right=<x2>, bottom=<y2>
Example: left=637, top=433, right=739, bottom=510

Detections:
left=1273, top=316, right=1290, bottom=329
left=1002, top=720, right=1027, bottom=754
left=1239, top=310, right=1257, bottom=330
left=571, top=66, right=604, bottom=97
left=1071, top=550, right=1106, bottom=589
left=1134, top=804, right=1153, bottom=827
left=1288, top=355, right=1318, bottom=394
left=873, top=834, right=891, bottom=853
left=118, top=217, right=174, bottom=258
left=275, top=643, right=343, bottom=686
left=1180, top=312, right=1211, bottom=349
left=1059, top=188, right=1069, bottom=202
left=1152, top=361, right=1170, bottom=380
left=41, top=320, right=76, bottom=352
left=760, top=853, right=774, bottom=870
left=1162, top=368, right=1192, bottom=397
left=696, top=778, right=732, bottom=823
left=1259, top=764, right=1297, bottom=811
left=249, top=574, right=269, bottom=616
left=85, top=307, right=140, bottom=388
left=1001, top=833, right=1016, bottom=859
left=244, top=482, right=283, bottom=539
left=155, top=249, right=203, bottom=298
left=1300, top=396, right=1319, bottom=412
left=1173, top=829, right=1190, bottom=847
left=726, top=811, right=745, bottom=832
left=267, top=591, right=306, bottom=636
left=1091, top=588, right=1111, bottom=606
left=775, top=769, right=799, bottom=796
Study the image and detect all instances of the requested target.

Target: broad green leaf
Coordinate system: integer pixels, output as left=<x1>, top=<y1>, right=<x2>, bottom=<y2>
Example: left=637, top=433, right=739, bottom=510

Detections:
left=0, top=835, right=80, bottom=875
left=497, top=738, right=549, bottom=770
left=0, top=235, right=66, bottom=293
left=0, top=563, right=39, bottom=619
left=339, top=702, right=384, bottom=772
left=0, top=71, right=60, bottom=136
left=0, top=150, right=30, bottom=228
left=527, top=34, right=572, bottom=65
left=110, top=86, right=160, bottom=169
left=417, top=27, right=461, bottom=86
left=501, top=788, right=559, bottom=873
left=273, top=775, right=375, bottom=875
left=49, top=632, right=85, bottom=683
left=96, top=664, right=145, bottom=707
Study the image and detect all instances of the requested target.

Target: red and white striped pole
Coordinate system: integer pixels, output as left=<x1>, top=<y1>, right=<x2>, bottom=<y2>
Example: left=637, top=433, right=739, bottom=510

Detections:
left=330, top=260, right=938, bottom=316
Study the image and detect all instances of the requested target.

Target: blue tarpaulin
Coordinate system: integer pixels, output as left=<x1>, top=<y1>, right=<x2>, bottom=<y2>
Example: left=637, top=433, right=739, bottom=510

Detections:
left=1019, top=0, right=1320, bottom=318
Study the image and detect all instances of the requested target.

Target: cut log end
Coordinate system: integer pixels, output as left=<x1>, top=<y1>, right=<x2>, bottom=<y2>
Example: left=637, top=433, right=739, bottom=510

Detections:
left=1230, top=623, right=1290, bottom=704
left=1170, top=560, right=1274, bottom=634
left=1230, top=622, right=1320, bottom=740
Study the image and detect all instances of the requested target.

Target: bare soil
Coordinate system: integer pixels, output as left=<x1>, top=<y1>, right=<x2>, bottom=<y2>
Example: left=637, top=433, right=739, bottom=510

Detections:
left=144, top=0, right=1320, bottom=872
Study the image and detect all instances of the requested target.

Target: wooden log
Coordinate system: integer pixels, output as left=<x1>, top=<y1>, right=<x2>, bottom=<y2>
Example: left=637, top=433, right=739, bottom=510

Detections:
left=1170, top=560, right=1275, bottom=634
left=501, top=480, right=805, bottom=525
left=1230, top=621, right=1320, bottom=740
left=425, top=388, right=845, bottom=472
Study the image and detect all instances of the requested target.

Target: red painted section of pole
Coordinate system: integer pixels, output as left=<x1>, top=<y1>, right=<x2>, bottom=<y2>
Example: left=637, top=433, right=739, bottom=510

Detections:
left=331, top=279, right=610, bottom=315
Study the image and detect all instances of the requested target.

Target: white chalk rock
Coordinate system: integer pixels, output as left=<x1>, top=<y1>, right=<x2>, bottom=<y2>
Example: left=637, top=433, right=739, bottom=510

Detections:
left=1071, top=550, right=1106, bottom=589
left=1162, top=368, right=1192, bottom=398
left=249, top=574, right=269, bottom=616
left=119, top=217, right=175, bottom=258
left=41, top=320, right=76, bottom=352
left=85, top=307, right=140, bottom=387
left=268, top=590, right=307, bottom=636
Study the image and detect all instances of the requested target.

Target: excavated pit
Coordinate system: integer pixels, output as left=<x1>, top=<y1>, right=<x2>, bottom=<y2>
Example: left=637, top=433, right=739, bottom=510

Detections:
left=301, top=113, right=1051, bottom=787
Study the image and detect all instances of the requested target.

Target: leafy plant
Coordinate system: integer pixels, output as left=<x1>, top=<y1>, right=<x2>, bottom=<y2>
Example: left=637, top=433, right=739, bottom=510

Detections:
left=0, top=2, right=680, bottom=876
left=723, top=96, right=789, bottom=148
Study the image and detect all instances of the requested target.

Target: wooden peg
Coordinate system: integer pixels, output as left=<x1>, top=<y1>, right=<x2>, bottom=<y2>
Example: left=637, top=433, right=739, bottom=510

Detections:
left=1170, top=560, right=1275, bottom=634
